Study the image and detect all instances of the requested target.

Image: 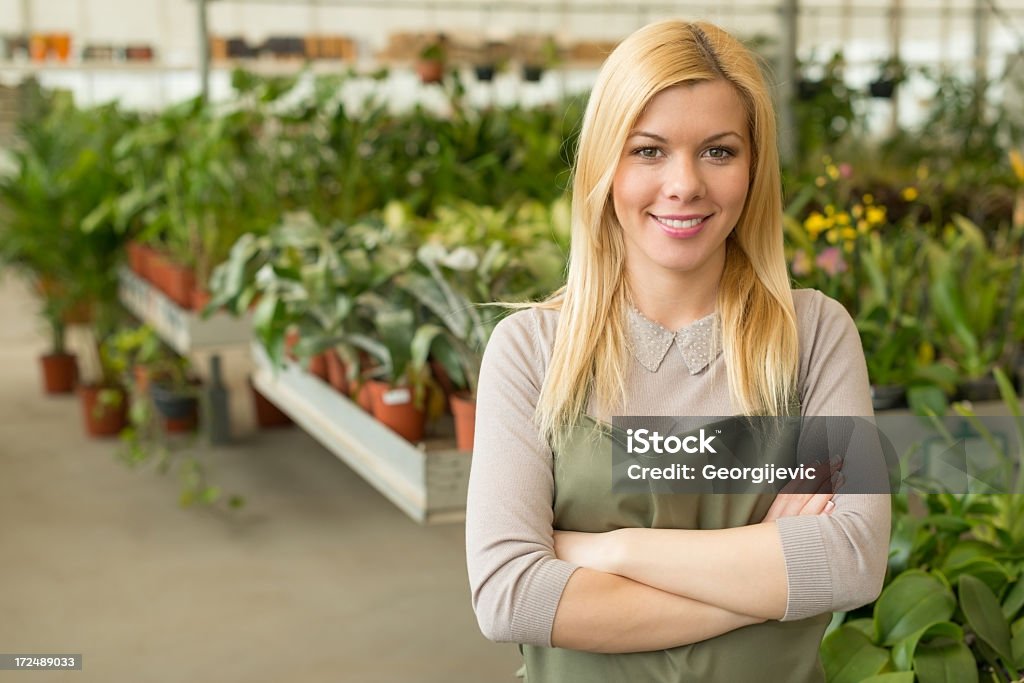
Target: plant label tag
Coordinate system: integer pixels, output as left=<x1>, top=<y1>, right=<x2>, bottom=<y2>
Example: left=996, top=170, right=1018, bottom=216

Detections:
left=382, top=388, right=411, bottom=406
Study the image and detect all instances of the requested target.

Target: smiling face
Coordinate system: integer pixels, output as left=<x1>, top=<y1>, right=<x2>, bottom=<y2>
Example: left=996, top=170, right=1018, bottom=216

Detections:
left=612, top=79, right=751, bottom=293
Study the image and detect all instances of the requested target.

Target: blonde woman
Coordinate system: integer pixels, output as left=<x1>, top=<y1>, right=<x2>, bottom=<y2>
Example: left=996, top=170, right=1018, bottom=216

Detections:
left=465, top=19, right=890, bottom=682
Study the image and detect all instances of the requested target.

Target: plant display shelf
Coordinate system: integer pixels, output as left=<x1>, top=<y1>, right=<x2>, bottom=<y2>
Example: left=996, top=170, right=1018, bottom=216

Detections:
left=117, top=268, right=251, bottom=355
left=250, top=343, right=470, bottom=525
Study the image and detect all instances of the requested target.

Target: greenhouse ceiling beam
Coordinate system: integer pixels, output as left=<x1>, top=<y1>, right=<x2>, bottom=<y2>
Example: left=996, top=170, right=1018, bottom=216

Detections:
left=198, top=0, right=210, bottom=100
left=778, top=0, right=798, bottom=165
left=202, top=0, right=1024, bottom=18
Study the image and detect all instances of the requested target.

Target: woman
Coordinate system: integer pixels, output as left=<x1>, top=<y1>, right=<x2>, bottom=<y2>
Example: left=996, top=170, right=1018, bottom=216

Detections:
left=465, top=19, right=890, bottom=682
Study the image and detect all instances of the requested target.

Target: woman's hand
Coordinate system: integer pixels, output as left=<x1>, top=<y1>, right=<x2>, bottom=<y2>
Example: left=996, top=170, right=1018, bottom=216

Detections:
left=763, top=459, right=844, bottom=522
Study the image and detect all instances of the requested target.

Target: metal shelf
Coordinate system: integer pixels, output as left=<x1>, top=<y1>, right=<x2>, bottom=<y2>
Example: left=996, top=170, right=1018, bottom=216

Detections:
left=250, top=343, right=470, bottom=524
left=117, top=268, right=252, bottom=355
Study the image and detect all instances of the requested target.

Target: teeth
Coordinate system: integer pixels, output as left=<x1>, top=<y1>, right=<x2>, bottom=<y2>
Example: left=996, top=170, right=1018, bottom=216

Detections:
left=655, top=215, right=705, bottom=229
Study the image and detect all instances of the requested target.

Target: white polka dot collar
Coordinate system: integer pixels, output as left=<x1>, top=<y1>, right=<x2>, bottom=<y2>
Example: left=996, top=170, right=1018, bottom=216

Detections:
left=627, top=305, right=723, bottom=375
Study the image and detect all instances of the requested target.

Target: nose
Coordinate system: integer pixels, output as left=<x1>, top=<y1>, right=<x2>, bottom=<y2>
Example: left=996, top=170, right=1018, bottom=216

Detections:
left=662, top=156, right=706, bottom=201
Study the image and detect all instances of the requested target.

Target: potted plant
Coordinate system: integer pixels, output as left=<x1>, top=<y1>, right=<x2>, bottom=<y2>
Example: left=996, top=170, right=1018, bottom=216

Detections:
left=520, top=35, right=560, bottom=83
left=0, top=92, right=131, bottom=395
left=396, top=242, right=508, bottom=451
left=351, top=300, right=446, bottom=444
left=416, top=37, right=447, bottom=85
left=823, top=369, right=1024, bottom=681
left=868, top=56, right=907, bottom=99
left=473, top=41, right=508, bottom=82
left=927, top=216, right=1021, bottom=401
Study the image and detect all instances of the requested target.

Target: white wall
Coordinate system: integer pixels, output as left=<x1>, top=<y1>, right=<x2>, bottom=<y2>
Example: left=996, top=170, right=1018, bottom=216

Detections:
left=1, top=0, right=1023, bottom=115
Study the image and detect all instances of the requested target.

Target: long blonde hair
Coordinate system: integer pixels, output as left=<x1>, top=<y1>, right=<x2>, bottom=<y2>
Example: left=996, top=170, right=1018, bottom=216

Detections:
left=535, top=19, right=799, bottom=445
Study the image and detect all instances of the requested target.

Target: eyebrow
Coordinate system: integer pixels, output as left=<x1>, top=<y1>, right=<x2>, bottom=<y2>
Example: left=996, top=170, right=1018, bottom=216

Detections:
left=627, top=130, right=744, bottom=145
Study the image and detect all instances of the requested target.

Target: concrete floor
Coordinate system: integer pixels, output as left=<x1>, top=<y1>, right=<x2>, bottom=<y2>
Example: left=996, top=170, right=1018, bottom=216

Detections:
left=0, top=273, right=521, bottom=683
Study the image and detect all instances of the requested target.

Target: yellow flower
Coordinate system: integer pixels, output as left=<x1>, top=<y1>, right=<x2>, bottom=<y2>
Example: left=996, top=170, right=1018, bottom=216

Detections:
left=900, top=187, right=918, bottom=201
left=826, top=228, right=839, bottom=244
left=862, top=193, right=875, bottom=205
left=836, top=212, right=851, bottom=226
left=815, top=176, right=826, bottom=188
left=917, top=341, right=934, bottom=365
left=857, top=219, right=870, bottom=234
left=1010, top=149, right=1024, bottom=183
left=852, top=204, right=864, bottom=218
left=826, top=164, right=840, bottom=180
left=825, top=204, right=836, bottom=216
left=840, top=227, right=858, bottom=241
left=867, top=206, right=887, bottom=226
left=804, top=212, right=828, bottom=238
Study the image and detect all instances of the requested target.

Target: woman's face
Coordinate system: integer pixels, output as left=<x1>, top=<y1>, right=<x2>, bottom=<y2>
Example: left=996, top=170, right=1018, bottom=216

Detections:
left=612, top=80, right=751, bottom=287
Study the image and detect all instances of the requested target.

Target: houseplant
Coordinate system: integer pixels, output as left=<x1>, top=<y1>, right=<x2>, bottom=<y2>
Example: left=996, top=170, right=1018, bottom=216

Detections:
left=0, top=92, right=132, bottom=394
left=821, top=368, right=1024, bottom=681
left=415, top=38, right=447, bottom=85
left=927, top=216, right=1020, bottom=400
left=396, top=242, right=508, bottom=451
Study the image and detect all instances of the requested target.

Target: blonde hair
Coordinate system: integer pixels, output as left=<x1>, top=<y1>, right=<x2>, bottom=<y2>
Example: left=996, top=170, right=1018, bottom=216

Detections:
left=535, top=19, right=799, bottom=446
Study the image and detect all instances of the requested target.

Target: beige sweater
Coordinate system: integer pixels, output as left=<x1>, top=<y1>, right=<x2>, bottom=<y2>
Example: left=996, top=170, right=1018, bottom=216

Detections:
left=465, top=288, right=891, bottom=647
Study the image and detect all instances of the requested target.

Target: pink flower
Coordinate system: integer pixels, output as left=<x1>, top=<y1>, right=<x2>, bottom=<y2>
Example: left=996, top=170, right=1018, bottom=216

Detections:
left=791, top=250, right=812, bottom=277
left=815, top=247, right=848, bottom=276
left=838, top=162, right=853, bottom=179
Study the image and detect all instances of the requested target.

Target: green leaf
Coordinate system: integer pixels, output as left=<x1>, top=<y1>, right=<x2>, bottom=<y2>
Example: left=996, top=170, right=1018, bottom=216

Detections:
left=892, top=621, right=963, bottom=671
left=820, top=625, right=890, bottom=683
left=846, top=618, right=876, bottom=638
left=1012, top=616, right=1024, bottom=669
left=1003, top=578, right=1024, bottom=621
left=959, top=574, right=1015, bottom=663
left=875, top=570, right=957, bottom=646
left=860, top=673, right=914, bottom=683
left=913, top=640, right=978, bottom=683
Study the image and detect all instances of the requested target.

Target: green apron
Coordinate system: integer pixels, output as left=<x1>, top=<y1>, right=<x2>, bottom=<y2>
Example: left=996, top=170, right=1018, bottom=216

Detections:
left=522, top=411, right=830, bottom=683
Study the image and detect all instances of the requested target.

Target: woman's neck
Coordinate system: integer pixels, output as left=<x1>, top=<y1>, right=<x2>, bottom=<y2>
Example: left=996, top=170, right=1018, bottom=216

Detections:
left=626, top=267, right=721, bottom=331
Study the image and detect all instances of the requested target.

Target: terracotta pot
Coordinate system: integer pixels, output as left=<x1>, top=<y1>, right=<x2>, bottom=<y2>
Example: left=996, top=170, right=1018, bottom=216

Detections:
left=324, top=349, right=349, bottom=395
left=164, top=413, right=198, bottom=433
left=354, top=381, right=374, bottom=412
left=308, top=352, right=329, bottom=381
left=250, top=379, right=292, bottom=428
left=416, top=59, right=444, bottom=84
left=450, top=392, right=476, bottom=452
left=190, top=286, right=212, bottom=313
left=40, top=352, right=78, bottom=394
left=367, top=380, right=426, bottom=443
left=49, top=33, right=71, bottom=62
left=147, top=252, right=173, bottom=296
left=162, top=261, right=196, bottom=308
left=137, top=244, right=158, bottom=282
left=126, top=241, right=147, bottom=276
left=284, top=329, right=300, bottom=361
left=29, top=34, right=48, bottom=61
left=79, top=385, right=128, bottom=437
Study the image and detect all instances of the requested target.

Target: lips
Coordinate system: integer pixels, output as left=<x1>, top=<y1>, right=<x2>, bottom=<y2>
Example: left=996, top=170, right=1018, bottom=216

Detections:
left=650, top=213, right=712, bottom=236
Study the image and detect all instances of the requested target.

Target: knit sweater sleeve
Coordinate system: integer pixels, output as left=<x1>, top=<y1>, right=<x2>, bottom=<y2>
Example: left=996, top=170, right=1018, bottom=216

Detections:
left=464, top=309, right=578, bottom=646
left=777, top=290, right=891, bottom=620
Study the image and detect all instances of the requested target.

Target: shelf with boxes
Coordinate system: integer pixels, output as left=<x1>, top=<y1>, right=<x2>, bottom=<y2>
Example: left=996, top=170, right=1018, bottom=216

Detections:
left=117, top=268, right=251, bottom=356
left=250, top=342, right=471, bottom=525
